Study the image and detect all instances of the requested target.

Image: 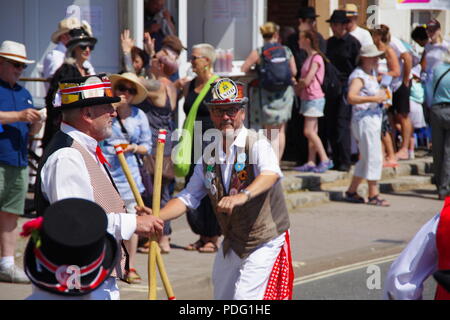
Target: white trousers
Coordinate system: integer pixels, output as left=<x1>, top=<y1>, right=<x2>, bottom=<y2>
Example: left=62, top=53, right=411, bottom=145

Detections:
left=212, top=232, right=286, bottom=300
left=351, top=115, right=383, bottom=181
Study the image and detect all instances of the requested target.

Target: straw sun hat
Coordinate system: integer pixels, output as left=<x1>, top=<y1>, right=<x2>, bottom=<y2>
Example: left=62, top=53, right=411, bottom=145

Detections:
left=109, top=72, right=149, bottom=105
left=0, top=40, right=35, bottom=64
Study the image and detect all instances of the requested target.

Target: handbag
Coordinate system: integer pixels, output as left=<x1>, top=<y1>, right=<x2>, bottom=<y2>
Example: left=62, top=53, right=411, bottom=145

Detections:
left=143, top=153, right=175, bottom=181
left=173, top=74, right=219, bottom=177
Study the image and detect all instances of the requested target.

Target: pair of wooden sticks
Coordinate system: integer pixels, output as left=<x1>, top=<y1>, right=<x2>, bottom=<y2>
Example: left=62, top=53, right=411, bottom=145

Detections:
left=114, top=129, right=175, bottom=300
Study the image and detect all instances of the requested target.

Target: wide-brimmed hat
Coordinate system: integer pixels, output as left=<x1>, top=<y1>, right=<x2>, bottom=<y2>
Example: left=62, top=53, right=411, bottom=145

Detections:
left=204, top=78, right=248, bottom=107
left=326, top=10, right=350, bottom=24
left=51, top=17, right=81, bottom=44
left=66, top=28, right=97, bottom=52
left=359, top=44, right=384, bottom=58
left=0, top=40, right=35, bottom=64
left=344, top=4, right=359, bottom=17
left=23, top=198, right=119, bottom=296
left=109, top=72, right=149, bottom=105
left=56, top=74, right=120, bottom=110
left=297, top=7, right=319, bottom=19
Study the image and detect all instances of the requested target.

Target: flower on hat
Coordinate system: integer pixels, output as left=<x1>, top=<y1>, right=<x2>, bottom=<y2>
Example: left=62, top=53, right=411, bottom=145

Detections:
left=20, top=217, right=43, bottom=248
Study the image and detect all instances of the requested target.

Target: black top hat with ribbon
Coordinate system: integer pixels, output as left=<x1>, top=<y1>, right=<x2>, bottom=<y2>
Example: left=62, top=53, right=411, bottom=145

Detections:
left=23, top=198, right=119, bottom=296
left=326, top=10, right=351, bottom=24
left=56, top=73, right=120, bottom=110
left=297, top=7, right=319, bottom=19
left=204, top=78, right=248, bottom=107
left=66, top=27, right=97, bottom=52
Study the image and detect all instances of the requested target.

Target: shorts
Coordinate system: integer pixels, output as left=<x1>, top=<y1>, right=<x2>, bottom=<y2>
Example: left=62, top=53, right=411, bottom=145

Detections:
left=300, top=98, right=325, bottom=117
left=390, top=82, right=411, bottom=115
left=0, top=163, right=28, bottom=215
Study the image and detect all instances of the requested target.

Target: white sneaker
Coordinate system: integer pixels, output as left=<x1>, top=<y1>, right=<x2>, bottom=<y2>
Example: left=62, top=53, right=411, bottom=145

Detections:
left=408, top=150, right=415, bottom=160
left=0, top=264, right=30, bottom=284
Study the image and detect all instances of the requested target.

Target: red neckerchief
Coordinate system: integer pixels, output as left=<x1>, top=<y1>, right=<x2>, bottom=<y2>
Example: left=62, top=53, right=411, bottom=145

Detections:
left=96, top=145, right=111, bottom=168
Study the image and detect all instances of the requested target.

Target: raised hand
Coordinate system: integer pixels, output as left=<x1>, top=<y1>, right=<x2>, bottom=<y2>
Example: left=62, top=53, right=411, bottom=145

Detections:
left=144, top=32, right=156, bottom=57
left=121, top=29, right=135, bottom=54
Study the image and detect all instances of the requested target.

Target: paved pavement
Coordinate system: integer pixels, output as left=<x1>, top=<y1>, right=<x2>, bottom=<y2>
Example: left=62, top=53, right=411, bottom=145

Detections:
left=0, top=186, right=443, bottom=300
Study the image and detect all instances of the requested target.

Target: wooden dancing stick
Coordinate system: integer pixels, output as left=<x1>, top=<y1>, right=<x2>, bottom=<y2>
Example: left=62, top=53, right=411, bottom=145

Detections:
left=114, top=145, right=145, bottom=207
left=113, top=141, right=175, bottom=300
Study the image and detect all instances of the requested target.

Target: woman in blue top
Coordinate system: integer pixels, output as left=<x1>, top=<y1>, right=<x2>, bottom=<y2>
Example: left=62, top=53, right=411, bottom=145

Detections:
left=103, top=72, right=151, bottom=284
left=430, top=49, right=450, bottom=200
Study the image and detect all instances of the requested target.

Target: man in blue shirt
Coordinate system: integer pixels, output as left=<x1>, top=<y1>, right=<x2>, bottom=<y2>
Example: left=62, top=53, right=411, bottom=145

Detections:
left=430, top=49, right=450, bottom=200
left=0, top=40, right=42, bottom=283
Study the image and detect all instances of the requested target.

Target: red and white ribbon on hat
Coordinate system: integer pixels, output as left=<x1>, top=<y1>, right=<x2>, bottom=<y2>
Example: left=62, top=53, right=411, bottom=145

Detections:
left=59, top=81, right=112, bottom=95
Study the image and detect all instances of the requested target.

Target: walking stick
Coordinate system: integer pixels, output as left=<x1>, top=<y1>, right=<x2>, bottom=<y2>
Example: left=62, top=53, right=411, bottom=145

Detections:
left=114, top=140, right=175, bottom=300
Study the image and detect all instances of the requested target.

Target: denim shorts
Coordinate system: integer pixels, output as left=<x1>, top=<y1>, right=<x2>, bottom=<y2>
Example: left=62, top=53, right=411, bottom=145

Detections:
left=300, top=98, right=325, bottom=117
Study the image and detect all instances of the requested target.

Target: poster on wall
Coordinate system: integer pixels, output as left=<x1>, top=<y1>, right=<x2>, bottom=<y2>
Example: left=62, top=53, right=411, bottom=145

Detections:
left=210, top=0, right=250, bottom=21
left=396, top=0, right=450, bottom=10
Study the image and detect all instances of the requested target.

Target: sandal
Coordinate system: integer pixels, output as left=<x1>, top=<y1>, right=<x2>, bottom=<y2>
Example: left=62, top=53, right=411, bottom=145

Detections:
left=185, top=239, right=205, bottom=251
left=198, top=241, right=218, bottom=253
left=344, top=191, right=366, bottom=204
left=137, top=240, right=150, bottom=254
left=125, top=268, right=142, bottom=284
left=159, top=236, right=171, bottom=254
left=367, top=195, right=390, bottom=207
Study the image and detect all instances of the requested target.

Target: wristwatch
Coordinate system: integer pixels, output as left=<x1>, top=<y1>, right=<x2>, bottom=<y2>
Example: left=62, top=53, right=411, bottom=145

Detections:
left=240, top=189, right=251, bottom=202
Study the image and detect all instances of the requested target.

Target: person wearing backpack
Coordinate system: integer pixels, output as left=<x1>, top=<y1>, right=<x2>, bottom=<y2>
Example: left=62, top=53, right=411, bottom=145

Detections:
left=294, top=30, right=333, bottom=173
left=241, top=22, right=297, bottom=161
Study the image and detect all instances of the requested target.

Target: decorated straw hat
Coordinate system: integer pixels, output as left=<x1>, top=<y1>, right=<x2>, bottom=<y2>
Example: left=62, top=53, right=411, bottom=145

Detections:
left=51, top=17, right=81, bottom=44
left=204, top=78, right=248, bottom=107
left=344, top=3, right=359, bottom=17
left=109, top=72, right=149, bottom=105
left=23, top=198, right=119, bottom=296
left=0, top=40, right=35, bottom=64
left=56, top=73, right=120, bottom=110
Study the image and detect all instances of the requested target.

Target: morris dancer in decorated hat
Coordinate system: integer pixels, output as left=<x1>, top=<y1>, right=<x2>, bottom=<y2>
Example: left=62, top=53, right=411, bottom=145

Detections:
left=34, top=74, right=163, bottom=300
left=147, top=78, right=293, bottom=299
left=23, top=198, right=120, bottom=299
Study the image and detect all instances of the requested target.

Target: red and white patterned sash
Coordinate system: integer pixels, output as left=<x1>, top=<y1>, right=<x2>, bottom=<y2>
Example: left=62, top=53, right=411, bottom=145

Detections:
left=263, top=231, right=294, bottom=300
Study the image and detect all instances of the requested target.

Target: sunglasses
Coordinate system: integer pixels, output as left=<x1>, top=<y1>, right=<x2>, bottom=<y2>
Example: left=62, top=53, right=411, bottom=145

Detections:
left=190, top=55, right=207, bottom=62
left=78, top=44, right=94, bottom=51
left=209, top=106, right=243, bottom=117
left=116, top=84, right=137, bottom=95
left=6, top=59, right=27, bottom=69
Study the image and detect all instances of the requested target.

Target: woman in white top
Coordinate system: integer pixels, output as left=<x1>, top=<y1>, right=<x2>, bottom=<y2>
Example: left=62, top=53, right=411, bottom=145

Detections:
left=344, top=45, right=390, bottom=206
left=421, top=19, right=450, bottom=108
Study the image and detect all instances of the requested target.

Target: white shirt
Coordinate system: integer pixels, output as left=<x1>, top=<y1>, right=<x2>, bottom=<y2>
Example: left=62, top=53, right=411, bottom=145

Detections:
left=383, top=213, right=440, bottom=300
left=350, top=26, right=374, bottom=47
left=176, top=127, right=283, bottom=210
left=40, top=122, right=136, bottom=241
left=42, top=42, right=95, bottom=90
left=389, top=37, right=410, bottom=92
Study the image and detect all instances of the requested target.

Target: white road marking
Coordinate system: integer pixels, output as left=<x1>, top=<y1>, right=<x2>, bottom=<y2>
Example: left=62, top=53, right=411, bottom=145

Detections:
left=293, top=254, right=399, bottom=286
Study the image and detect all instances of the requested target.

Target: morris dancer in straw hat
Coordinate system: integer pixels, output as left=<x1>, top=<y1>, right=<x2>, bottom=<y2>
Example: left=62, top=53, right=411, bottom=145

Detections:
left=23, top=198, right=120, bottom=300
left=145, top=78, right=293, bottom=300
left=34, top=74, right=163, bottom=299
left=0, top=40, right=43, bottom=284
